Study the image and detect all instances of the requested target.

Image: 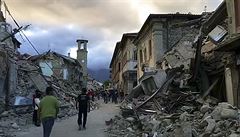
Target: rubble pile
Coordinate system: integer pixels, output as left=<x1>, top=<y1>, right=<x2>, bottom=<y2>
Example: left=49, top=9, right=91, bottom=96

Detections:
left=107, top=13, right=240, bottom=137
left=0, top=110, right=32, bottom=137
left=87, top=76, right=103, bottom=92
left=0, top=58, right=100, bottom=137
left=107, top=91, right=240, bottom=137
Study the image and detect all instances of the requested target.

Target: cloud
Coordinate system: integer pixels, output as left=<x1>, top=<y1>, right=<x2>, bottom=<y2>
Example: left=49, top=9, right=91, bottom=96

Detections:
left=146, top=0, right=223, bottom=14
left=5, top=0, right=222, bottom=70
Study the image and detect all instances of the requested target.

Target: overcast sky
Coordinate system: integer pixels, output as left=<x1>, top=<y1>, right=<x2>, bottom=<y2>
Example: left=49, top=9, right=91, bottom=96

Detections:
left=4, top=0, right=222, bottom=70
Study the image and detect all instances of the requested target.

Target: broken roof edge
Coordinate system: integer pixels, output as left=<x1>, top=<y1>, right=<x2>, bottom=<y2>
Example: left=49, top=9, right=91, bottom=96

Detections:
left=133, top=13, right=202, bottom=45
left=29, top=51, right=82, bottom=67
left=52, top=52, right=78, bottom=65
left=28, top=51, right=50, bottom=61
left=214, top=34, right=240, bottom=52
left=202, top=1, right=227, bottom=34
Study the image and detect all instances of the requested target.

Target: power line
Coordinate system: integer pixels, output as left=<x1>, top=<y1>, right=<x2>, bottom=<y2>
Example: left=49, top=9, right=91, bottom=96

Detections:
left=3, top=1, right=40, bottom=55
left=3, top=1, right=82, bottom=82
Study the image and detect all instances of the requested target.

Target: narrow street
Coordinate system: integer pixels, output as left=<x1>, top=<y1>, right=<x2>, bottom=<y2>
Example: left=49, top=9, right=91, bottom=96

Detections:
left=16, top=102, right=119, bottom=137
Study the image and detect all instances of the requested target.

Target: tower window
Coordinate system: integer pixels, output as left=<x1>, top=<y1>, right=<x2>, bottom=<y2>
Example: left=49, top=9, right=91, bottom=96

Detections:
left=80, top=44, right=84, bottom=49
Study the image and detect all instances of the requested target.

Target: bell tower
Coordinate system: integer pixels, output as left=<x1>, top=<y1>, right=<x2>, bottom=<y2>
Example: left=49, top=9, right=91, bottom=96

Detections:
left=76, top=39, right=88, bottom=88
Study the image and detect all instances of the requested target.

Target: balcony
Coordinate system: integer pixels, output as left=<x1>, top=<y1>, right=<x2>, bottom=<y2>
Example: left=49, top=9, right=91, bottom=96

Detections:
left=122, top=60, right=137, bottom=73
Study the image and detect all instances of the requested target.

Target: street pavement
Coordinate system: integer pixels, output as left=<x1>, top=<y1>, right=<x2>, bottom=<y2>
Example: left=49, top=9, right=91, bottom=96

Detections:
left=16, top=101, right=119, bottom=137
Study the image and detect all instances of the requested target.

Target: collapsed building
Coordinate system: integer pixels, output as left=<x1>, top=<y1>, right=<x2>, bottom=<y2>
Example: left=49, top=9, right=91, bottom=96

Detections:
left=0, top=6, right=21, bottom=113
left=0, top=2, right=102, bottom=136
left=87, top=76, right=103, bottom=92
left=108, top=1, right=240, bottom=137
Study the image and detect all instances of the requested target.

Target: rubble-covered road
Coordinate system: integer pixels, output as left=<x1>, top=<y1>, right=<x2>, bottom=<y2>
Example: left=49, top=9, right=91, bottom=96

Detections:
left=16, top=101, right=119, bottom=137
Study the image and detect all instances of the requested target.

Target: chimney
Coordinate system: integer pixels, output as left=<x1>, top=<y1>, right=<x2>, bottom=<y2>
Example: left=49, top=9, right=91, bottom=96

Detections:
left=68, top=52, right=70, bottom=57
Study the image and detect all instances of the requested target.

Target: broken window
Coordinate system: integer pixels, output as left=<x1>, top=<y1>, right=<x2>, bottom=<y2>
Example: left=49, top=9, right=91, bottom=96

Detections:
left=39, top=61, right=53, bottom=77
left=63, top=69, right=68, bottom=80
left=14, top=96, right=32, bottom=106
left=208, top=25, right=227, bottom=43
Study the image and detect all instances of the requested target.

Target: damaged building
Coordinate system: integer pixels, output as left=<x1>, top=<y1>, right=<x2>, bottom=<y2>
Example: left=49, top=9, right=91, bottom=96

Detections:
left=0, top=6, right=21, bottom=112
left=110, top=33, right=138, bottom=95
left=29, top=51, right=83, bottom=91
left=133, top=14, right=202, bottom=80
left=108, top=0, right=240, bottom=137
left=199, top=0, right=240, bottom=108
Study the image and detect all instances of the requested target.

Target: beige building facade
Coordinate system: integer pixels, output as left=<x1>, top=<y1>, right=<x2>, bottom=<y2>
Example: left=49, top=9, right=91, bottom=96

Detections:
left=134, top=14, right=201, bottom=80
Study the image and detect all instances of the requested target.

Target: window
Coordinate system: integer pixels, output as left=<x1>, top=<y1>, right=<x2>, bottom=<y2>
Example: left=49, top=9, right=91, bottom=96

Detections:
left=144, top=48, right=147, bottom=62
left=133, top=50, right=137, bottom=60
left=118, top=62, right=121, bottom=71
left=139, top=50, right=143, bottom=63
left=39, top=61, right=53, bottom=76
left=127, top=51, right=130, bottom=60
left=63, top=69, right=68, bottom=80
left=123, top=53, right=127, bottom=66
left=149, top=40, right=152, bottom=58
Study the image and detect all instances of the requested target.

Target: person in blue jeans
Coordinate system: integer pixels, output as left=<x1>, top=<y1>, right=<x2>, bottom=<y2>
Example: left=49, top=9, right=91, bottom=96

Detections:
left=39, top=87, right=59, bottom=137
left=76, top=88, right=90, bottom=130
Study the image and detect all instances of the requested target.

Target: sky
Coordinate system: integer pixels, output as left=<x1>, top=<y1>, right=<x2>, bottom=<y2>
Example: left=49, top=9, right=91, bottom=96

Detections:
left=4, top=0, right=223, bottom=70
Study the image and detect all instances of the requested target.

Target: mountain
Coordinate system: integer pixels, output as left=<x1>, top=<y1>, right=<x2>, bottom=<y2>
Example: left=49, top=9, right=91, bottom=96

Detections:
left=88, top=68, right=110, bottom=83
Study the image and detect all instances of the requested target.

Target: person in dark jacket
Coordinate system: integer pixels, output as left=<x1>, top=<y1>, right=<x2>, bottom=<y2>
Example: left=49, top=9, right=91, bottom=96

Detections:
left=76, top=88, right=90, bottom=130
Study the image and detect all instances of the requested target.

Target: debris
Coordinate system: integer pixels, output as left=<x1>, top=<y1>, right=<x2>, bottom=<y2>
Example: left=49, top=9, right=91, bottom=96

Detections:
left=229, top=133, right=240, bottom=137
left=200, top=104, right=211, bottom=114
left=11, top=123, right=19, bottom=129
left=220, top=108, right=238, bottom=119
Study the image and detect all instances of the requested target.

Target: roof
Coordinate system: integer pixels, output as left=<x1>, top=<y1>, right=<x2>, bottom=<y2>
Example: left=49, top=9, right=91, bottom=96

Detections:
left=29, top=51, right=49, bottom=61
left=53, top=52, right=76, bottom=64
left=134, top=13, right=202, bottom=44
left=120, top=33, right=137, bottom=47
left=29, top=51, right=82, bottom=67
left=76, top=39, right=88, bottom=43
left=202, top=1, right=227, bottom=34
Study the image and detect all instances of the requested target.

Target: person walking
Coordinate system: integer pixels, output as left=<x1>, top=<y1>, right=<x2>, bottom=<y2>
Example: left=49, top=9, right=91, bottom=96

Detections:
left=32, top=90, right=41, bottom=127
left=76, top=88, right=90, bottom=130
left=39, top=87, right=59, bottom=137
left=102, top=90, right=107, bottom=103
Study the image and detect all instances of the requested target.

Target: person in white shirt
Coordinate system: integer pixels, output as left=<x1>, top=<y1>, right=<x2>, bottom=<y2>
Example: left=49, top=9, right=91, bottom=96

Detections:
left=33, top=90, right=41, bottom=126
